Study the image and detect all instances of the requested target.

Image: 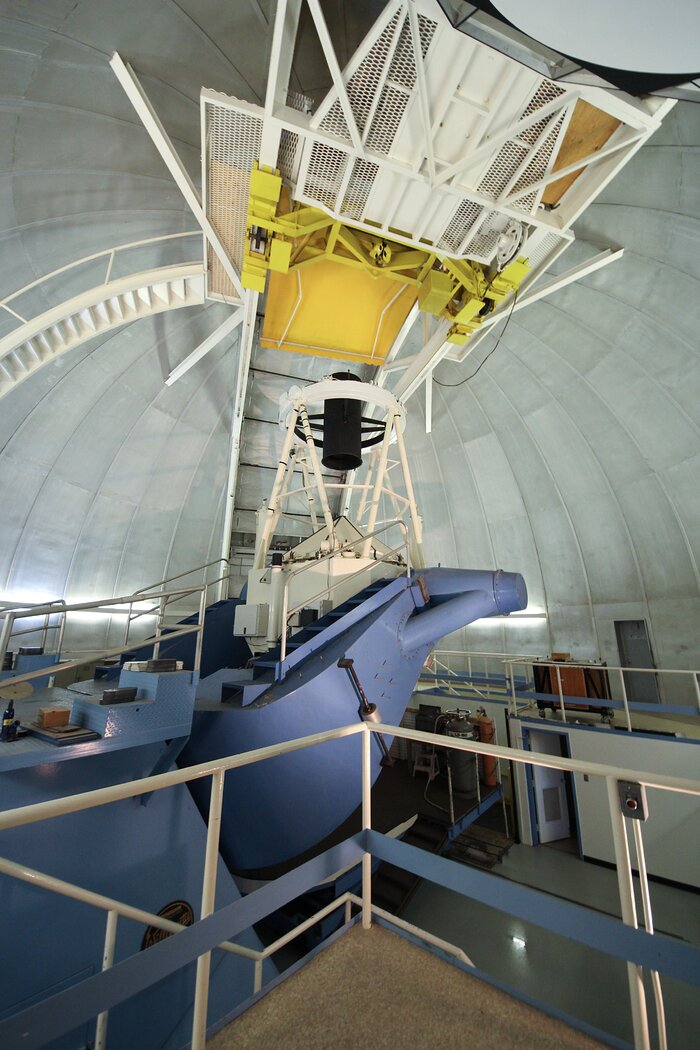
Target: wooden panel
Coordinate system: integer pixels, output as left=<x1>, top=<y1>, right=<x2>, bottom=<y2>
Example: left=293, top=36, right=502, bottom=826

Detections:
left=543, top=100, right=621, bottom=205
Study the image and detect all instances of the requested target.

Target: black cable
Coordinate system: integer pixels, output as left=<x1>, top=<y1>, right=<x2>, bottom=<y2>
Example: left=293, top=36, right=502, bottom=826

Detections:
left=433, top=288, right=519, bottom=388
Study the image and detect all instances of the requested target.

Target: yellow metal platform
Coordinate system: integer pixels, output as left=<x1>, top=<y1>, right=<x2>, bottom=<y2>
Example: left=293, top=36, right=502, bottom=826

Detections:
left=261, top=262, right=417, bottom=366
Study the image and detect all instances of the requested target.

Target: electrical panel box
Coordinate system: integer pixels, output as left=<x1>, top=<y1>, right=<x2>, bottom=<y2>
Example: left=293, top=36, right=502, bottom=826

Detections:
left=618, top=780, right=649, bottom=821
left=234, top=603, right=269, bottom=637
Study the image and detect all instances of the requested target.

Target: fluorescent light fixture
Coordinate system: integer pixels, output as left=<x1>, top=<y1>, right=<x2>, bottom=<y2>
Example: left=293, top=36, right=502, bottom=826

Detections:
left=511, top=935, right=527, bottom=950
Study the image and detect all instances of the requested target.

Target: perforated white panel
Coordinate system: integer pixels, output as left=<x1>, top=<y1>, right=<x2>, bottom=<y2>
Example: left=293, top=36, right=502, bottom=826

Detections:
left=204, top=99, right=262, bottom=299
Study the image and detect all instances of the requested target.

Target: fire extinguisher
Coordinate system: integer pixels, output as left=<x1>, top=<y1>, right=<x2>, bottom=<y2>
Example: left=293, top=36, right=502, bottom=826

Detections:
left=476, top=707, right=497, bottom=787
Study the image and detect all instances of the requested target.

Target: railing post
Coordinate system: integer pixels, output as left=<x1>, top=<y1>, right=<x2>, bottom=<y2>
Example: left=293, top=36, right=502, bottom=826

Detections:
left=555, top=664, right=567, bottom=722
left=619, top=669, right=632, bottom=732
left=0, top=611, right=15, bottom=670
left=253, top=957, right=263, bottom=995
left=361, top=726, right=372, bottom=930
left=152, top=596, right=165, bottom=659
left=280, top=581, right=289, bottom=663
left=605, top=776, right=650, bottom=1050
left=123, top=601, right=132, bottom=648
left=94, top=909, right=118, bottom=1050
left=191, top=769, right=225, bottom=1050
left=194, top=588, right=207, bottom=673
left=104, top=249, right=116, bottom=284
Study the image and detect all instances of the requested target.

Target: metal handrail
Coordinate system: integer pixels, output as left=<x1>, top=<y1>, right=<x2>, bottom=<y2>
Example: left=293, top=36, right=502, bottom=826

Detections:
left=0, top=584, right=209, bottom=681
left=132, top=557, right=230, bottom=597
left=501, top=654, right=700, bottom=728
left=279, top=520, right=410, bottom=661
left=0, top=721, right=697, bottom=1049
left=0, top=231, right=201, bottom=323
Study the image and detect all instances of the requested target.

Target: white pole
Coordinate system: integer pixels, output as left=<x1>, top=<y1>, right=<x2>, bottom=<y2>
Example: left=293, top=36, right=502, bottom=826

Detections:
left=605, top=777, right=650, bottom=1050
left=191, top=769, right=225, bottom=1050
left=630, top=821, right=667, bottom=1050
left=555, top=664, right=567, bottom=722
left=356, top=446, right=377, bottom=523
left=254, top=407, right=298, bottom=569
left=297, top=404, right=335, bottom=542
left=253, top=957, right=263, bottom=995
left=362, top=727, right=372, bottom=930
left=362, top=414, right=395, bottom=557
left=620, top=668, right=633, bottom=732
left=393, top=411, right=425, bottom=568
left=94, top=909, right=118, bottom=1050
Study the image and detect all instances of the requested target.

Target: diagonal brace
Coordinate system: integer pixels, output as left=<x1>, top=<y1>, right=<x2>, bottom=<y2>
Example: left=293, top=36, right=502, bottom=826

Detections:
left=110, top=52, right=245, bottom=300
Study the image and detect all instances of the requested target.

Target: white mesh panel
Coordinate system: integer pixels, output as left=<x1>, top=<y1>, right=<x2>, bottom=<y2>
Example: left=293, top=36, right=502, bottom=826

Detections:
left=525, top=231, right=562, bottom=270
left=510, top=111, right=567, bottom=214
left=437, top=198, right=484, bottom=254
left=476, top=80, right=566, bottom=205
left=463, top=214, right=510, bottom=262
left=277, top=128, right=301, bottom=185
left=205, top=101, right=262, bottom=299
left=341, top=158, right=380, bottom=219
left=303, top=141, right=350, bottom=209
left=335, top=11, right=402, bottom=137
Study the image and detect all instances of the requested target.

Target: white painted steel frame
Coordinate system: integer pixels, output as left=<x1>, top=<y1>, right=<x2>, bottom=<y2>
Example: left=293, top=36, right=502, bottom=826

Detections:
left=278, top=520, right=411, bottom=661
left=218, top=289, right=260, bottom=598
left=0, top=721, right=697, bottom=1050
left=165, top=307, right=244, bottom=386
left=110, top=53, right=245, bottom=300
left=391, top=247, right=624, bottom=395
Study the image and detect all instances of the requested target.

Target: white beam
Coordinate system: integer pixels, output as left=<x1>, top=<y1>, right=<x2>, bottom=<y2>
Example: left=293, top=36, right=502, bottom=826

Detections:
left=425, top=373, right=432, bottom=434
left=218, top=290, right=259, bottom=598
left=165, top=307, right=244, bottom=386
left=393, top=318, right=451, bottom=401
left=260, top=0, right=303, bottom=165
left=433, top=94, right=573, bottom=189
left=397, top=248, right=624, bottom=398
left=407, top=0, right=435, bottom=181
left=505, top=128, right=644, bottom=203
left=109, top=52, right=245, bottom=300
left=305, top=0, right=365, bottom=155
left=375, top=302, right=419, bottom=389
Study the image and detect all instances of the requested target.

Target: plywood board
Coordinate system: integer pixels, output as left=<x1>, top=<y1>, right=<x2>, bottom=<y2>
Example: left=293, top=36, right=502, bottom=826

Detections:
left=543, top=100, right=621, bottom=205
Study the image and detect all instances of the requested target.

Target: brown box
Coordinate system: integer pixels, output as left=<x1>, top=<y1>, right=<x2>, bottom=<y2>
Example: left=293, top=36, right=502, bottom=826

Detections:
left=38, top=706, right=70, bottom=728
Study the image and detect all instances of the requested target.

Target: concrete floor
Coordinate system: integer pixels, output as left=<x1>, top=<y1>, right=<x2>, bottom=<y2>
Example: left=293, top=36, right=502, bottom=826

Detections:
left=404, top=844, right=700, bottom=1050
left=207, top=924, right=607, bottom=1050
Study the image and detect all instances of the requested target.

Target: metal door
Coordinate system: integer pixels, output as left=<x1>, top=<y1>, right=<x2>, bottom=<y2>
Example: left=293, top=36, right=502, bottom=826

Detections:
left=529, top=730, right=570, bottom=843
left=614, top=619, right=660, bottom=703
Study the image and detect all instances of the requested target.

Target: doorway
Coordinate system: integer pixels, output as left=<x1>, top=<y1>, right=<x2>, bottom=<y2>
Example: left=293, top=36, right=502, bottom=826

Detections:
left=527, top=729, right=579, bottom=853
left=614, top=619, right=660, bottom=703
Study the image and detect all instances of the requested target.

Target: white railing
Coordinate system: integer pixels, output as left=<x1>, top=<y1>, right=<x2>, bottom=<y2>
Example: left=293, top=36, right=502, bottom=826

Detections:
left=0, top=232, right=201, bottom=329
left=0, top=722, right=698, bottom=1050
left=279, top=520, right=410, bottom=661
left=0, top=557, right=243, bottom=676
left=502, top=656, right=700, bottom=732
left=427, top=649, right=537, bottom=691
left=423, top=650, right=700, bottom=731
left=0, top=582, right=212, bottom=683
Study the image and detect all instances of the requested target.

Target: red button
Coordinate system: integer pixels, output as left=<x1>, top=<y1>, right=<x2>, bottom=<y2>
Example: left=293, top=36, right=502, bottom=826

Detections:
left=626, top=798, right=638, bottom=811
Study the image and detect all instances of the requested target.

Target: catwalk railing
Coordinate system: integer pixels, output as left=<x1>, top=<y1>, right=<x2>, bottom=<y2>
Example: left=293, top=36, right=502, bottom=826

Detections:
left=0, top=231, right=202, bottom=330
left=0, top=557, right=243, bottom=677
left=424, top=649, right=700, bottom=730
left=279, top=520, right=410, bottom=661
left=0, top=723, right=698, bottom=1050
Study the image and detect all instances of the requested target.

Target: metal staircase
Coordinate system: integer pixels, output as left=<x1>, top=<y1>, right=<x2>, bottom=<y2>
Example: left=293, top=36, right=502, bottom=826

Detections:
left=215, top=577, right=405, bottom=706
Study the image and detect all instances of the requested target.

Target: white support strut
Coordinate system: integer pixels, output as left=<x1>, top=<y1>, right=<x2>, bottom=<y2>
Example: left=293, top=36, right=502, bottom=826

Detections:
left=109, top=52, right=245, bottom=300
